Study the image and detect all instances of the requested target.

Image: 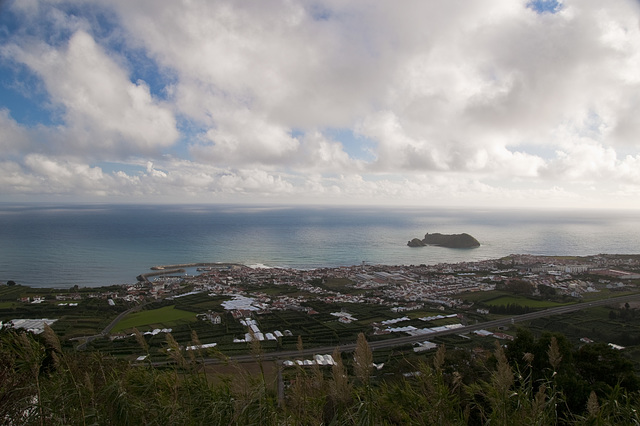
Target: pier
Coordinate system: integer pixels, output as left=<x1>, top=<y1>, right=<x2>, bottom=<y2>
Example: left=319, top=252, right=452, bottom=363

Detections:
left=137, top=262, right=243, bottom=282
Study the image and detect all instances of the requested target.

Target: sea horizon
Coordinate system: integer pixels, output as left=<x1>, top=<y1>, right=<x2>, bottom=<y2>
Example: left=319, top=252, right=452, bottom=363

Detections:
left=1, top=203, right=639, bottom=289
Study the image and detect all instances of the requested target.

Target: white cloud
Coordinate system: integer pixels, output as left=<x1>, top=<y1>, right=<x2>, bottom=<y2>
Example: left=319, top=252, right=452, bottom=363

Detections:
left=191, top=110, right=300, bottom=167
left=0, top=109, right=31, bottom=155
left=617, top=155, right=640, bottom=184
left=1, top=0, right=640, bottom=207
left=542, top=141, right=617, bottom=180
left=3, top=30, right=179, bottom=158
left=0, top=152, right=637, bottom=208
left=0, top=160, right=41, bottom=193
left=295, top=131, right=360, bottom=172
left=110, top=0, right=385, bottom=127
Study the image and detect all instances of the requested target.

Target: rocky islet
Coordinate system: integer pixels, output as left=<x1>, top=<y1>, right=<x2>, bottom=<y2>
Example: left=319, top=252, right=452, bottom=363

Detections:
left=407, top=232, right=480, bottom=249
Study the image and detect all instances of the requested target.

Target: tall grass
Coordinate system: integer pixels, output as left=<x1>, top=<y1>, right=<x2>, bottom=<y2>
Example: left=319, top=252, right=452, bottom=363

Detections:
left=1, top=327, right=639, bottom=425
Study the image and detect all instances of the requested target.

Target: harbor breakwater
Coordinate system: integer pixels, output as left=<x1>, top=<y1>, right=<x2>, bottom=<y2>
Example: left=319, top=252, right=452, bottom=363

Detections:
left=137, top=262, right=243, bottom=282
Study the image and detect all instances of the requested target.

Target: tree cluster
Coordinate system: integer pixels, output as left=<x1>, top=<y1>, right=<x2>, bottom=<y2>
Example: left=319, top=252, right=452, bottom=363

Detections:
left=488, top=303, right=533, bottom=315
left=498, top=279, right=534, bottom=295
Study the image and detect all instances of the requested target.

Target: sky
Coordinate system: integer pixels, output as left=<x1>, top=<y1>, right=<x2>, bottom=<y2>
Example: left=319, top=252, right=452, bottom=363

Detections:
left=1, top=0, right=640, bottom=209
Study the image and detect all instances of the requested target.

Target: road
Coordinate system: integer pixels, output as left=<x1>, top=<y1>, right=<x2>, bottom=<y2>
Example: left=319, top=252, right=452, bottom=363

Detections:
left=73, top=301, right=150, bottom=350
left=189, top=292, right=640, bottom=366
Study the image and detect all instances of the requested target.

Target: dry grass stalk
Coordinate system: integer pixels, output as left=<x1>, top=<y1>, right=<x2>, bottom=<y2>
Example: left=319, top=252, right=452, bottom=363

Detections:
left=433, top=344, right=446, bottom=371
left=330, top=347, right=351, bottom=406
left=492, top=342, right=514, bottom=394
left=42, top=323, right=61, bottom=354
left=547, top=337, right=562, bottom=371
left=523, top=352, right=534, bottom=367
left=165, top=333, right=186, bottom=368
left=354, top=333, right=373, bottom=385
left=133, top=328, right=148, bottom=353
left=587, top=391, right=600, bottom=418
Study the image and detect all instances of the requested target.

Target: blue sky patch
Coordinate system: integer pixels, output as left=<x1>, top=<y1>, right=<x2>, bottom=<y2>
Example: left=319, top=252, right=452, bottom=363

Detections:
left=527, top=0, right=562, bottom=14
left=0, top=63, right=61, bottom=127
left=324, top=128, right=376, bottom=162
left=122, top=49, right=176, bottom=102
left=94, top=162, right=147, bottom=176
left=289, top=128, right=376, bottom=162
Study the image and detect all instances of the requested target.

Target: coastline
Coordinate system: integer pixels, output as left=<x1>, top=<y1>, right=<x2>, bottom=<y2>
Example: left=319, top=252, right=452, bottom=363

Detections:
left=149, top=262, right=243, bottom=271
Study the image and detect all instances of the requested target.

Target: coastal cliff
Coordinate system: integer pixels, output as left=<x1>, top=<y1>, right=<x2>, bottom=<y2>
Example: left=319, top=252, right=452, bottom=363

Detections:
left=408, top=233, right=480, bottom=249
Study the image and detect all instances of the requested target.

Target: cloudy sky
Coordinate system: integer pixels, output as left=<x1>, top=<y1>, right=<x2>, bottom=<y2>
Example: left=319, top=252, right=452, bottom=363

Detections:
left=1, top=0, right=639, bottom=208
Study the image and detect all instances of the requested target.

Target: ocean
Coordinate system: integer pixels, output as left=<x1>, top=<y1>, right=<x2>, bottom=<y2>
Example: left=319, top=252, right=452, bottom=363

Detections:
left=1, top=204, right=639, bottom=288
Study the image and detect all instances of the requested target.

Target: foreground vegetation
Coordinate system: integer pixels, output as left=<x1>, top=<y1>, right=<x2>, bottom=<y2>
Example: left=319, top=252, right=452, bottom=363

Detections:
left=1, top=325, right=639, bottom=425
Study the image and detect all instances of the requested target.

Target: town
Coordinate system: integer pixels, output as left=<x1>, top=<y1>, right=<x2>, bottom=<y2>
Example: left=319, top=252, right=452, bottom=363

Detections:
left=2, top=253, right=639, bottom=363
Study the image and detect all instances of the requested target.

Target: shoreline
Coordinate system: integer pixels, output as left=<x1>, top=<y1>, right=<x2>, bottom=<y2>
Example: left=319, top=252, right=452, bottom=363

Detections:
left=149, top=262, right=243, bottom=271
left=9, top=254, right=640, bottom=290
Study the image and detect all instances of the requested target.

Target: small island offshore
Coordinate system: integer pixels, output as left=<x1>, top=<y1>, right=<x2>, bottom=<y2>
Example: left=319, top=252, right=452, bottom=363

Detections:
left=408, top=232, right=481, bottom=248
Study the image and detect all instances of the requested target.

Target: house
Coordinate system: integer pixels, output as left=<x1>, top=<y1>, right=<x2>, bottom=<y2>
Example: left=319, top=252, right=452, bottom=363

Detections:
left=197, top=311, right=223, bottom=324
left=493, top=332, right=514, bottom=341
left=209, top=312, right=222, bottom=324
left=204, top=311, right=222, bottom=324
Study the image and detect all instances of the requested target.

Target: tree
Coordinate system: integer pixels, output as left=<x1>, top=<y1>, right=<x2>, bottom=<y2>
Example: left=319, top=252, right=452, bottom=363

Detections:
left=506, top=279, right=534, bottom=295
left=575, top=343, right=639, bottom=391
left=538, top=284, right=556, bottom=297
left=6, top=280, right=16, bottom=286
left=505, top=327, right=536, bottom=366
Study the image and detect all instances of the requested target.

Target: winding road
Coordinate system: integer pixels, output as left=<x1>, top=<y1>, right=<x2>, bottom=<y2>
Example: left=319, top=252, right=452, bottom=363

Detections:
left=74, top=301, right=150, bottom=350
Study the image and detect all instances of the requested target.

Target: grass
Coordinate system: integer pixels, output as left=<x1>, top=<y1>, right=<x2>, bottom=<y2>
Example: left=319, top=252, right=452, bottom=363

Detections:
left=526, top=306, right=640, bottom=365
left=484, top=295, right=566, bottom=308
left=580, top=288, right=640, bottom=301
left=112, top=305, right=197, bottom=333
left=459, top=290, right=510, bottom=303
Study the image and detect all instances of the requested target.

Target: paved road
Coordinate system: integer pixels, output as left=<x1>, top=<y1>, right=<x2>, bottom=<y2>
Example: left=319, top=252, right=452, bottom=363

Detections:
left=74, top=301, right=150, bottom=350
left=101, top=301, right=150, bottom=335
left=189, top=292, right=640, bottom=366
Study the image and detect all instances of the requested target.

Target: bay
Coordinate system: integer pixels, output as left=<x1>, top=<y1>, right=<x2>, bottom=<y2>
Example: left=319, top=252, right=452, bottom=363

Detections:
left=1, top=203, right=639, bottom=288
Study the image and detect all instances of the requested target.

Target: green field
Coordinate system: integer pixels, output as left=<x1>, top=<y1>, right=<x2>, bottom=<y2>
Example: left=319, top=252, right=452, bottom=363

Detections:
left=484, top=295, right=566, bottom=308
left=526, top=305, right=640, bottom=367
left=460, top=290, right=575, bottom=309
left=459, top=290, right=509, bottom=303
left=580, top=289, right=640, bottom=300
left=112, top=305, right=197, bottom=333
